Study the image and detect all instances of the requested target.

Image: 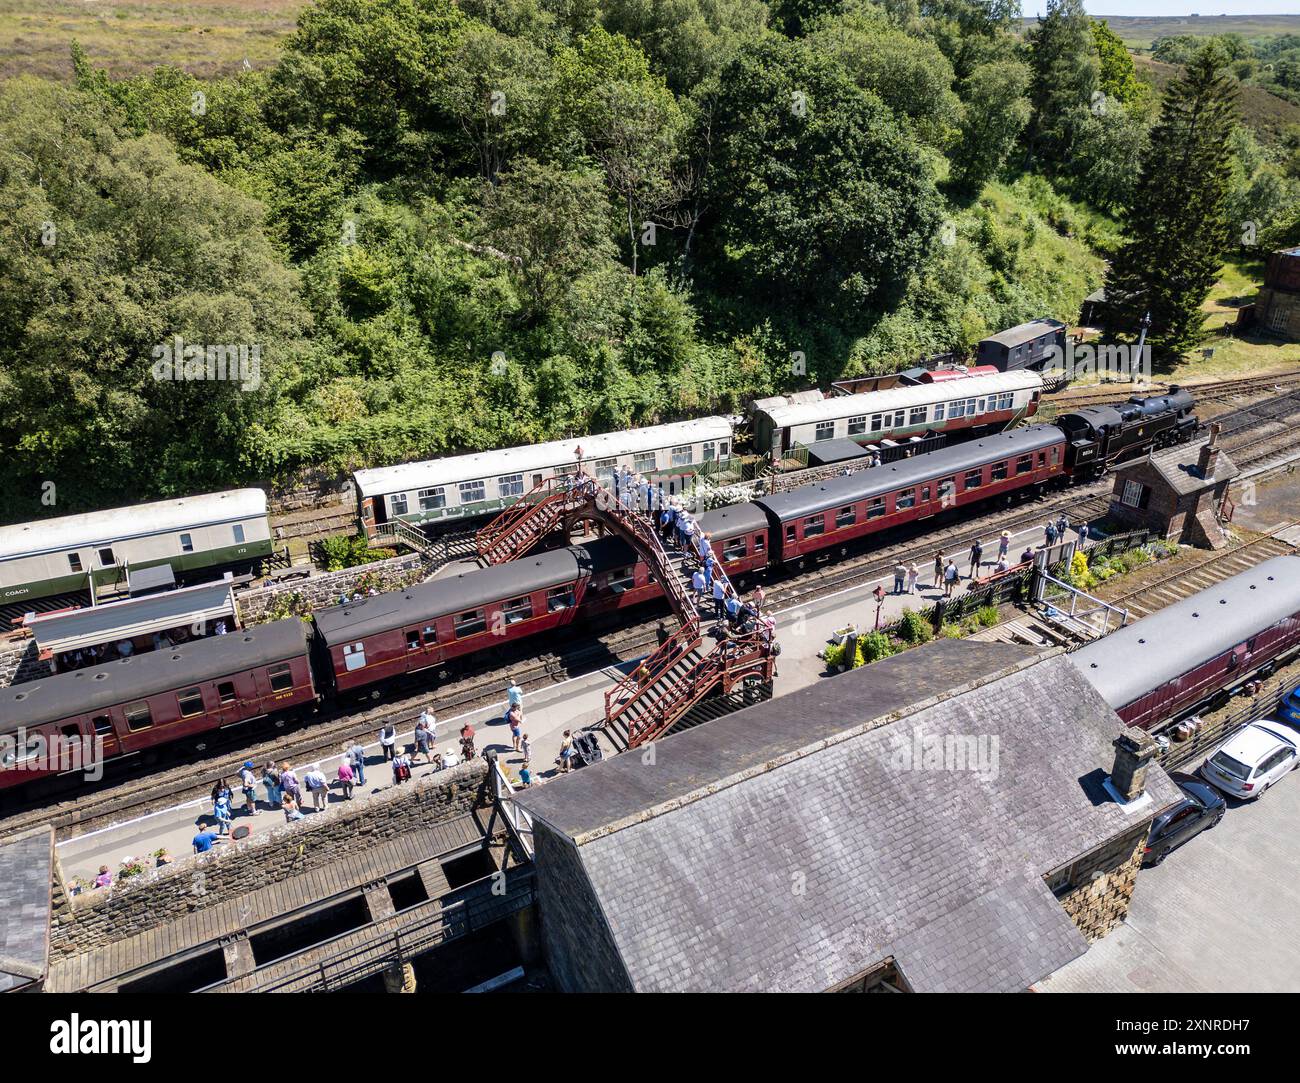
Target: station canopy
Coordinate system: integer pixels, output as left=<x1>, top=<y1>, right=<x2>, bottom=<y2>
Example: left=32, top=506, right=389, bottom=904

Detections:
left=24, top=580, right=237, bottom=659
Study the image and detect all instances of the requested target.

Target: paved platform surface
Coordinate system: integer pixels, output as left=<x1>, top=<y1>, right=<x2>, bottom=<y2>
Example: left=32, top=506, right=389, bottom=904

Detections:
left=1038, top=722, right=1300, bottom=993
left=58, top=516, right=1060, bottom=884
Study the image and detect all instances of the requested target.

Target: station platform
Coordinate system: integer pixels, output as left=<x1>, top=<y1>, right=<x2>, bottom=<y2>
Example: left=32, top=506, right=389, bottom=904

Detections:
left=55, top=517, right=1060, bottom=885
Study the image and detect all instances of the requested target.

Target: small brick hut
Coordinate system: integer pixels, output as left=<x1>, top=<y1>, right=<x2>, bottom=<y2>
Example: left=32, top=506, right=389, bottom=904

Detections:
left=1255, top=247, right=1300, bottom=340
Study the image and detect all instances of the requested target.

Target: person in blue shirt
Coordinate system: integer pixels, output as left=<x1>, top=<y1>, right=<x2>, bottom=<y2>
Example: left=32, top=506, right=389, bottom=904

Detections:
left=519, top=765, right=533, bottom=788
left=192, top=829, right=222, bottom=854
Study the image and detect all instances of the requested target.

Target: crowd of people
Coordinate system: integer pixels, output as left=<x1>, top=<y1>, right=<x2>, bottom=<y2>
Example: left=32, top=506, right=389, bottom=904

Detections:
left=56, top=619, right=230, bottom=672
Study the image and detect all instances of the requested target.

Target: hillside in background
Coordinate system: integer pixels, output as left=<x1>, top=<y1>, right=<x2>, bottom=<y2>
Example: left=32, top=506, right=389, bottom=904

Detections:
left=1032, top=13, right=1300, bottom=50
left=1134, top=53, right=1300, bottom=144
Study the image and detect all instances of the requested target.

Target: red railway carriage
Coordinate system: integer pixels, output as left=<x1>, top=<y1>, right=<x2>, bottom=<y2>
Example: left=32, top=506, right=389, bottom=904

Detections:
left=0, top=619, right=315, bottom=788
left=754, top=424, right=1067, bottom=565
left=314, top=545, right=613, bottom=693
left=694, top=503, right=770, bottom=582
left=1069, top=556, right=1300, bottom=730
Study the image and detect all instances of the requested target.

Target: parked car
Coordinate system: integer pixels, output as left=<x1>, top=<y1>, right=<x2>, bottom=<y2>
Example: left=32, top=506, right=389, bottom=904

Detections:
left=1199, top=722, right=1300, bottom=800
left=1142, top=773, right=1226, bottom=867
left=1280, top=684, right=1300, bottom=727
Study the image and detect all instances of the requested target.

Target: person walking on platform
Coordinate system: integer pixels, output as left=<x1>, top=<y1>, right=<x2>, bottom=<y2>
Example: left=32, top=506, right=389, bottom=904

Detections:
left=379, top=723, right=397, bottom=762
left=998, top=530, right=1011, bottom=561
left=752, top=584, right=766, bottom=614
left=893, top=562, right=906, bottom=594
left=337, top=758, right=355, bottom=800
left=558, top=730, right=574, bottom=773
left=347, top=742, right=367, bottom=787
left=304, top=764, right=328, bottom=811
left=907, top=562, right=919, bottom=594
left=213, top=792, right=233, bottom=835
left=521, top=733, right=532, bottom=765
left=508, top=704, right=523, bottom=753
left=391, top=749, right=412, bottom=786
left=933, top=551, right=945, bottom=588
left=1057, top=514, right=1069, bottom=541
left=691, top=567, right=706, bottom=605
left=506, top=679, right=523, bottom=711
left=280, top=763, right=301, bottom=806
left=968, top=539, right=983, bottom=580
left=944, top=560, right=959, bottom=598
left=211, top=778, right=232, bottom=819
left=712, top=576, right=727, bottom=621
left=239, top=761, right=259, bottom=816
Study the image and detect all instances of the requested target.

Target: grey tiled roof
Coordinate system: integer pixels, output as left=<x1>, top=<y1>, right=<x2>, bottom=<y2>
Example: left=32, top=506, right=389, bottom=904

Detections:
left=0, top=826, right=54, bottom=992
left=1114, top=437, right=1238, bottom=494
left=520, top=643, right=1179, bottom=992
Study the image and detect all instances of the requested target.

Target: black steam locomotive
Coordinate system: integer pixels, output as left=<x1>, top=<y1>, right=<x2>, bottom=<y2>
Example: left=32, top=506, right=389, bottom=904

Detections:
left=1056, top=387, right=1199, bottom=477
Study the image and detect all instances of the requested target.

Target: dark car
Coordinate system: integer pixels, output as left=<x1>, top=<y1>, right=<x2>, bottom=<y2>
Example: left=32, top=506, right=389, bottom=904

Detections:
left=1142, top=773, right=1226, bottom=867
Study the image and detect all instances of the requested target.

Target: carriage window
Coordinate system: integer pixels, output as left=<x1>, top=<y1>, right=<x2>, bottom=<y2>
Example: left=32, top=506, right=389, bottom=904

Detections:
left=670, top=446, right=693, bottom=467
left=977, top=398, right=987, bottom=413
left=594, top=458, right=618, bottom=483
left=991, top=461, right=1008, bottom=482
left=633, top=451, right=657, bottom=473
left=547, top=586, right=574, bottom=611
left=1050, top=447, right=1059, bottom=466
left=67, top=552, right=83, bottom=573
left=964, top=469, right=983, bottom=489
left=892, top=410, right=906, bottom=427
left=938, top=478, right=956, bottom=504
left=909, top=407, right=927, bottom=426
left=804, top=514, right=826, bottom=537
left=948, top=399, right=966, bottom=419
left=97, top=547, right=116, bottom=567
left=232, top=525, right=245, bottom=544
left=814, top=422, right=835, bottom=442
left=1036, top=452, right=1046, bottom=467
left=267, top=664, right=294, bottom=692
left=418, top=487, right=446, bottom=510
left=965, top=399, right=977, bottom=416
left=343, top=643, right=367, bottom=672
left=998, top=392, right=1014, bottom=410
left=1, top=733, right=45, bottom=766
left=390, top=493, right=409, bottom=516
left=179, top=533, right=194, bottom=553
left=867, top=498, right=886, bottom=519
left=896, top=488, right=916, bottom=510
left=724, top=537, right=748, bottom=561
left=836, top=505, right=856, bottom=529
left=503, top=596, right=534, bottom=622
left=92, top=715, right=113, bottom=736
left=217, top=681, right=237, bottom=705
left=178, top=688, right=204, bottom=717
left=754, top=533, right=765, bottom=552
left=1016, top=454, right=1033, bottom=475
left=703, top=441, right=718, bottom=462
left=608, top=567, right=636, bottom=593
left=124, top=703, right=153, bottom=732
left=847, top=415, right=867, bottom=436
left=870, top=413, right=884, bottom=432
left=498, top=474, right=524, bottom=499
left=454, top=609, right=487, bottom=638
left=423, top=625, right=438, bottom=645
left=933, top=402, right=945, bottom=421
left=459, top=480, right=486, bottom=504
left=785, top=525, right=798, bottom=544
left=407, top=630, right=422, bottom=651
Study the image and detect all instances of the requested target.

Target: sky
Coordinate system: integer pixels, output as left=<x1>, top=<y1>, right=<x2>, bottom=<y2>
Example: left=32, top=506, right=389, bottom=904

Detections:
left=1021, top=2, right=1300, bottom=15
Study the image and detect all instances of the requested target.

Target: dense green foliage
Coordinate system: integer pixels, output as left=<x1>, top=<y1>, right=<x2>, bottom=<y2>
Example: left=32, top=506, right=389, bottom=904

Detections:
left=1, top=0, right=1296, bottom=520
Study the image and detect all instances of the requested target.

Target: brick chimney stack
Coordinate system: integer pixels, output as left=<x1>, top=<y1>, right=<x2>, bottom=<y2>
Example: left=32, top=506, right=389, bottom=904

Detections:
left=1198, top=423, right=1222, bottom=480
left=1110, top=731, right=1158, bottom=802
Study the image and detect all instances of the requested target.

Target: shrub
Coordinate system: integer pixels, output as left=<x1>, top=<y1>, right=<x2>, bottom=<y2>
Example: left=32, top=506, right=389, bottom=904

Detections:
left=855, top=632, right=897, bottom=666
left=938, top=622, right=965, bottom=639
left=318, top=533, right=394, bottom=572
left=976, top=605, right=1000, bottom=627
left=897, top=608, right=933, bottom=645
left=823, top=641, right=848, bottom=668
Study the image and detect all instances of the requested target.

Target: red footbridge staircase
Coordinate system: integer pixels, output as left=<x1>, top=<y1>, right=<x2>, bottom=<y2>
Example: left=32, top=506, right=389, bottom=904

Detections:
left=475, top=472, right=778, bottom=750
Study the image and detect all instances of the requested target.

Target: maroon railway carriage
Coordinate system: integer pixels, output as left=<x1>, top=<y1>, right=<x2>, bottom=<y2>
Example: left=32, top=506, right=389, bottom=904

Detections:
left=1069, top=556, right=1300, bottom=730
left=312, top=540, right=651, bottom=695
left=732, top=424, right=1067, bottom=570
left=0, top=619, right=315, bottom=787
left=693, top=503, right=770, bottom=584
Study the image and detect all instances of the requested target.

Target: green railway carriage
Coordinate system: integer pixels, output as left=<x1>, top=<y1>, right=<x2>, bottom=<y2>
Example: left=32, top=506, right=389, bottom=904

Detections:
left=0, top=489, right=272, bottom=608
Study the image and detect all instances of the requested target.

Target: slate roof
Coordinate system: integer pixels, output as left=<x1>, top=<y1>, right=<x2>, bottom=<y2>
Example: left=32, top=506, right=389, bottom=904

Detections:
left=1113, top=435, right=1239, bottom=495
left=517, top=641, right=1181, bottom=992
left=0, top=826, right=54, bottom=992
left=981, top=319, right=1066, bottom=349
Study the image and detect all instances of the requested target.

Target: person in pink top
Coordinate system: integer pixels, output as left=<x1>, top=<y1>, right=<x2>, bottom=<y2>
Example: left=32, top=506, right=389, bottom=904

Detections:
left=337, top=759, right=355, bottom=800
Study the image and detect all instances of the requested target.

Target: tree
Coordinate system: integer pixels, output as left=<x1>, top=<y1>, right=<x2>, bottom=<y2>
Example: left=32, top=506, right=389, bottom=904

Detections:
left=479, top=157, right=616, bottom=323
left=949, top=58, right=1031, bottom=196
left=693, top=36, right=941, bottom=323
left=1104, top=46, right=1240, bottom=361
left=1024, top=0, right=1099, bottom=163
left=1092, top=19, right=1142, bottom=107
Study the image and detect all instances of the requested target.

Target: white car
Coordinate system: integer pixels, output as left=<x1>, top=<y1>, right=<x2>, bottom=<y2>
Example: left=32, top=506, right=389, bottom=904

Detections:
left=1200, top=722, right=1299, bottom=800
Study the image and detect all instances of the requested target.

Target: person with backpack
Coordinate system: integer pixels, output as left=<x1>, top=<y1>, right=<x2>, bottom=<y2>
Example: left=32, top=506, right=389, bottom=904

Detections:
left=262, top=762, right=282, bottom=808
left=279, top=763, right=301, bottom=805
left=459, top=722, right=476, bottom=761
left=392, top=750, right=412, bottom=786
left=239, top=761, right=259, bottom=816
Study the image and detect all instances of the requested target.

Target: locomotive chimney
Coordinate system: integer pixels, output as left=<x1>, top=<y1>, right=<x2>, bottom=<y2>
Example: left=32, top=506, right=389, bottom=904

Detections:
left=1197, top=423, right=1222, bottom=479
left=1110, top=731, right=1158, bottom=803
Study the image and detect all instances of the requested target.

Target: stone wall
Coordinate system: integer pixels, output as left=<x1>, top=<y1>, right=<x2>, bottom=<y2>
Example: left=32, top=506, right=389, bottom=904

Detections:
left=530, top=822, right=633, bottom=992
left=265, top=469, right=352, bottom=517
left=50, top=758, right=488, bottom=958
left=0, top=638, right=52, bottom=688
left=238, top=552, right=429, bottom=625
left=1052, top=824, right=1147, bottom=942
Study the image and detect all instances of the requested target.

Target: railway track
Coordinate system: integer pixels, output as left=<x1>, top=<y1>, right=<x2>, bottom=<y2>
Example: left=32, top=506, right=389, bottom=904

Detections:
left=6, top=385, right=1300, bottom=841
left=1044, top=368, right=1300, bottom=411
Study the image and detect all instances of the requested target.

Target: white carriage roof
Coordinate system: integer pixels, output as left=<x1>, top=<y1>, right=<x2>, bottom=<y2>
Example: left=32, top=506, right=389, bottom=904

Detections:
left=354, top=417, right=735, bottom=498
left=0, top=490, right=268, bottom=562
left=758, top=370, right=1042, bottom=429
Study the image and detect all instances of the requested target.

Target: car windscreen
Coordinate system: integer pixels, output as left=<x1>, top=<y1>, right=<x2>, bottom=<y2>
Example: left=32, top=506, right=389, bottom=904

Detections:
left=1208, top=751, right=1251, bottom=781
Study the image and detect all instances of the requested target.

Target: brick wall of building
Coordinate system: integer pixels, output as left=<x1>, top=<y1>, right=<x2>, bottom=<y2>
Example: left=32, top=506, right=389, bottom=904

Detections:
left=0, top=638, right=51, bottom=688
left=1051, top=824, right=1148, bottom=942
left=49, top=759, right=488, bottom=958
